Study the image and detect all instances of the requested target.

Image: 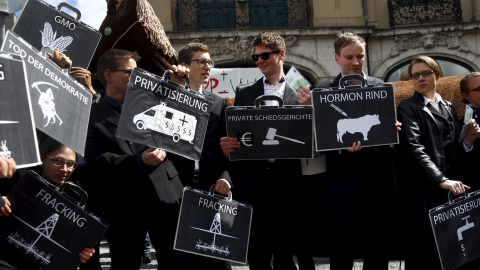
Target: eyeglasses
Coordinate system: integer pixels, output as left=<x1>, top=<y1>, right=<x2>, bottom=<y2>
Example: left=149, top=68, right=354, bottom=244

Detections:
left=469, top=86, right=480, bottom=92
left=189, top=58, right=214, bottom=68
left=411, top=70, right=435, bottom=80
left=111, top=69, right=133, bottom=75
left=46, top=156, right=78, bottom=169
left=251, top=50, right=279, bottom=62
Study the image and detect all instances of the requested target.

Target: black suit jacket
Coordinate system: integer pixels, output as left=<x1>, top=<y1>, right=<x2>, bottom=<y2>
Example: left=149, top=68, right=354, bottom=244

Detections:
left=85, top=97, right=190, bottom=217
left=229, top=79, right=302, bottom=202
left=193, top=91, right=231, bottom=191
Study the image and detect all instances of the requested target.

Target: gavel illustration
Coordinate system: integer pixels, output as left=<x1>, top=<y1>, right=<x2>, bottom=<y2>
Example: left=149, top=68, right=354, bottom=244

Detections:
left=262, top=127, right=305, bottom=145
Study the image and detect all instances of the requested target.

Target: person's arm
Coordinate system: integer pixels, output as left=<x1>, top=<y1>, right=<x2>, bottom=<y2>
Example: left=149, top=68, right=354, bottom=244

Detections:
left=295, top=85, right=312, bottom=105
left=69, top=67, right=97, bottom=98
left=0, top=196, right=11, bottom=216
left=47, top=48, right=72, bottom=70
left=0, top=157, right=16, bottom=179
left=79, top=247, right=95, bottom=263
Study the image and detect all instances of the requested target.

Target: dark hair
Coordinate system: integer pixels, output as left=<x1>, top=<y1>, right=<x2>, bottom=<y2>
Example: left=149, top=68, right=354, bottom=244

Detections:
left=460, top=72, right=480, bottom=104
left=334, top=32, right=365, bottom=56
left=252, top=32, right=286, bottom=52
left=96, top=49, right=141, bottom=87
left=407, top=55, right=442, bottom=78
left=178, top=43, right=210, bottom=65
left=40, top=136, right=76, bottom=159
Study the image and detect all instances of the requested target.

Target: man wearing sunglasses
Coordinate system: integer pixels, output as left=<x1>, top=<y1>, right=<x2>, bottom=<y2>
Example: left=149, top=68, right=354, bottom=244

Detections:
left=85, top=49, right=193, bottom=270
left=220, top=32, right=315, bottom=270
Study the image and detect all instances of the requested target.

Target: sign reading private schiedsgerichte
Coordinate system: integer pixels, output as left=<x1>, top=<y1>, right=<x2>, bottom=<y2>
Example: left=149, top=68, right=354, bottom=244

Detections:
left=225, top=95, right=313, bottom=160
left=0, top=53, right=40, bottom=168
left=174, top=187, right=252, bottom=264
left=429, top=191, right=480, bottom=270
left=13, top=0, right=101, bottom=69
left=116, top=68, right=212, bottom=161
left=312, top=83, right=398, bottom=151
left=1, top=31, right=92, bottom=155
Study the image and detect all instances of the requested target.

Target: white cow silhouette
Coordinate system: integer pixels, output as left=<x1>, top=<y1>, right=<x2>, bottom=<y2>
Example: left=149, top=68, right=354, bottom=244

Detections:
left=337, top=114, right=380, bottom=143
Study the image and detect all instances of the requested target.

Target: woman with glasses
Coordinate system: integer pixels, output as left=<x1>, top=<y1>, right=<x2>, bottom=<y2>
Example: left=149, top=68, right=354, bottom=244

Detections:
left=396, top=56, right=479, bottom=269
left=0, top=136, right=95, bottom=270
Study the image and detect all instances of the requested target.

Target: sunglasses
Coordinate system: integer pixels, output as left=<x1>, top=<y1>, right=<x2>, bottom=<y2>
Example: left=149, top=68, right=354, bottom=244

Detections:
left=111, top=69, right=133, bottom=75
left=46, top=156, right=78, bottom=169
left=251, top=50, right=280, bottom=62
left=411, top=70, right=435, bottom=80
left=189, top=58, right=214, bottom=68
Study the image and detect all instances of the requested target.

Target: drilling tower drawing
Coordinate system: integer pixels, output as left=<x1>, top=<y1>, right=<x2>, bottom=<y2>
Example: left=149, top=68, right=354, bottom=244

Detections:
left=191, top=213, right=238, bottom=256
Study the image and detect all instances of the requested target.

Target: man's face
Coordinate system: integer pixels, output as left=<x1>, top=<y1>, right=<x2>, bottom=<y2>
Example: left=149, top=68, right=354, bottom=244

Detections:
left=184, top=50, right=211, bottom=89
left=411, top=62, right=439, bottom=97
left=335, top=43, right=365, bottom=75
left=110, top=57, right=137, bottom=94
left=463, top=76, right=480, bottom=107
left=254, top=45, right=284, bottom=77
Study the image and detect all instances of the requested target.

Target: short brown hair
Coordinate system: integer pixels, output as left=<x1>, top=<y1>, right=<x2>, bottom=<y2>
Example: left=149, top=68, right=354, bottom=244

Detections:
left=96, top=49, right=140, bottom=87
left=407, top=55, right=442, bottom=78
left=178, top=43, right=210, bottom=64
left=460, top=72, right=480, bottom=103
left=334, top=32, right=365, bottom=56
left=252, top=32, right=286, bottom=52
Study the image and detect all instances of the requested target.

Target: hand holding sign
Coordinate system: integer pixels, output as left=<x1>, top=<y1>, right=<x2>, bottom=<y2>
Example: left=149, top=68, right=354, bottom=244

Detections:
left=0, top=156, right=17, bottom=179
left=141, top=148, right=167, bottom=166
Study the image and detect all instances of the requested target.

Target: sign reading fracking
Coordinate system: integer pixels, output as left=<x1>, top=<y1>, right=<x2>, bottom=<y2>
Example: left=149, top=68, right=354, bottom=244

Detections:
left=0, top=52, right=40, bottom=168
left=429, top=190, right=480, bottom=270
left=1, top=31, right=92, bottom=155
left=13, top=0, right=101, bottom=69
left=312, top=83, right=398, bottom=151
left=174, top=187, right=252, bottom=264
left=117, top=68, right=212, bottom=161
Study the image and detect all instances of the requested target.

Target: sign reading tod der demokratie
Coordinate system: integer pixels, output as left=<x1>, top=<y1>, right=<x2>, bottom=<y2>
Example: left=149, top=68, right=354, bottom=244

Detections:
left=312, top=76, right=398, bottom=151
left=117, top=68, right=212, bottom=161
left=0, top=52, right=40, bottom=168
left=1, top=31, right=93, bottom=155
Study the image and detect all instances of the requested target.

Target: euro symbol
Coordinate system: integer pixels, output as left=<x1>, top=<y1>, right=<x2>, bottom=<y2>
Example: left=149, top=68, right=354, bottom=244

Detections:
left=240, top=132, right=253, bottom=146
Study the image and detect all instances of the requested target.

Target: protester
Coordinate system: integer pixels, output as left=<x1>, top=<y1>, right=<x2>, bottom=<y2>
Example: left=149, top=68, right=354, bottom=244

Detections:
left=396, top=56, right=479, bottom=269
left=220, top=32, right=315, bottom=270
left=85, top=48, right=194, bottom=270
left=0, top=138, right=95, bottom=269
left=169, top=42, right=232, bottom=269
left=309, top=32, right=399, bottom=269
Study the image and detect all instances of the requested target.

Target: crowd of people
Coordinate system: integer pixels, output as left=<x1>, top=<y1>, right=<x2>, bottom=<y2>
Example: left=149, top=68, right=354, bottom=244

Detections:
left=0, top=29, right=480, bottom=270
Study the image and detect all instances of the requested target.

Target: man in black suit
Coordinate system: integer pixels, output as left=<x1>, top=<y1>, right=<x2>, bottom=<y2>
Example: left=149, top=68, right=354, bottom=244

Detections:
left=85, top=49, right=193, bottom=270
left=169, top=42, right=232, bottom=269
left=220, top=32, right=315, bottom=270
left=313, top=32, right=397, bottom=270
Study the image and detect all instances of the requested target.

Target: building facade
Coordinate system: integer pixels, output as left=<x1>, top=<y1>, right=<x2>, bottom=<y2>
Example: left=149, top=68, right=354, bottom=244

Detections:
left=151, top=0, right=480, bottom=85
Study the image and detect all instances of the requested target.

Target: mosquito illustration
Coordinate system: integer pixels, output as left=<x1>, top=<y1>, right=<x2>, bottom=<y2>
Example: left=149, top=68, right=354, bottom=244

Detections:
left=40, top=22, right=73, bottom=53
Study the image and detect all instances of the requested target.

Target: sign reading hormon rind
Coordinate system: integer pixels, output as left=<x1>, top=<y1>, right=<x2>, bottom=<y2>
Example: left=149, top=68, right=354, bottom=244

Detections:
left=312, top=85, right=398, bottom=151
left=1, top=31, right=92, bottom=155
left=0, top=52, right=40, bottom=168
left=117, top=68, right=212, bottom=161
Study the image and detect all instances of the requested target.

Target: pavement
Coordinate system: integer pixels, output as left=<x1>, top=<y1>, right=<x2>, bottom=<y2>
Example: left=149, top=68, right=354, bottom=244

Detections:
left=98, top=240, right=406, bottom=270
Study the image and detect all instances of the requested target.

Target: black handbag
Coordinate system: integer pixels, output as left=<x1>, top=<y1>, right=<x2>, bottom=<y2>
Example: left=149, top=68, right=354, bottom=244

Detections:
left=0, top=170, right=108, bottom=270
left=311, top=75, right=398, bottom=151
left=429, top=190, right=480, bottom=270
left=13, top=0, right=101, bottom=69
left=117, top=68, right=212, bottom=161
left=225, top=95, right=314, bottom=160
left=174, top=185, right=252, bottom=264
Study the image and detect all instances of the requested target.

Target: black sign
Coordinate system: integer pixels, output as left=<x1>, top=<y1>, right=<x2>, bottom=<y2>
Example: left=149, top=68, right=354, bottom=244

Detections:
left=429, top=190, right=480, bottom=270
left=117, top=68, right=212, bottom=161
left=0, top=170, right=108, bottom=270
left=174, top=186, right=252, bottom=264
left=225, top=95, right=313, bottom=160
left=0, top=53, right=40, bottom=168
left=1, top=31, right=92, bottom=155
left=312, top=76, right=398, bottom=151
left=13, top=0, right=101, bottom=69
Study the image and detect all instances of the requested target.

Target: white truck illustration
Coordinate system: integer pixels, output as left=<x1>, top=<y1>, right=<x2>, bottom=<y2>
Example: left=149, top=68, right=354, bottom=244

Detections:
left=133, top=103, right=197, bottom=143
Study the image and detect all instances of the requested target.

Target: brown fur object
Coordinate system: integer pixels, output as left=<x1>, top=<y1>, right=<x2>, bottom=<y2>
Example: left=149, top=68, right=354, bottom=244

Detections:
left=89, top=0, right=177, bottom=84
left=389, top=76, right=465, bottom=117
